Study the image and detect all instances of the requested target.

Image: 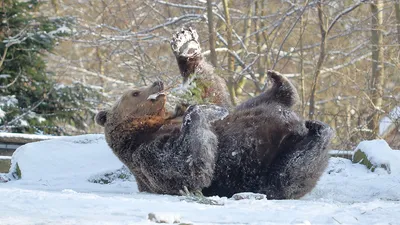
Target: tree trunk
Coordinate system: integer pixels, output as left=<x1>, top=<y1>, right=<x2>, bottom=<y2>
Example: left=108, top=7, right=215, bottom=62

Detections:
left=206, top=0, right=217, bottom=67
left=51, top=0, right=60, bottom=14
left=235, top=1, right=253, bottom=95
left=255, top=0, right=266, bottom=92
left=222, top=0, right=237, bottom=105
left=395, top=0, right=400, bottom=44
left=368, top=0, right=385, bottom=139
left=308, top=1, right=327, bottom=120
left=299, top=5, right=306, bottom=118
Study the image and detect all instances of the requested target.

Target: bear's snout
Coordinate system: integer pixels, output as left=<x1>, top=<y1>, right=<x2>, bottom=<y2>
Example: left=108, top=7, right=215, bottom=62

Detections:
left=152, top=81, right=164, bottom=91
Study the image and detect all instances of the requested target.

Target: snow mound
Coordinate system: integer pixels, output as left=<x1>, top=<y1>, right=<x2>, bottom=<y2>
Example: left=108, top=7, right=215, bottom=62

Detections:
left=352, top=139, right=400, bottom=174
left=3, top=134, right=134, bottom=193
left=306, top=157, right=400, bottom=202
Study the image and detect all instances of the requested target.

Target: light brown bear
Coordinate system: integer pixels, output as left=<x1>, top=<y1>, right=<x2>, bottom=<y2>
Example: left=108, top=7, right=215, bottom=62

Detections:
left=95, top=70, right=333, bottom=199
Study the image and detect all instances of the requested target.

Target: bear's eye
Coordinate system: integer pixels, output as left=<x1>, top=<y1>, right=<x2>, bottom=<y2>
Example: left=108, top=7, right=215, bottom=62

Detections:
left=132, top=91, right=140, bottom=97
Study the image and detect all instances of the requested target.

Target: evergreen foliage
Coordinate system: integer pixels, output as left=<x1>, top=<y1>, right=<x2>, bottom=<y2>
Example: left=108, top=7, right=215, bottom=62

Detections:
left=0, top=0, right=101, bottom=135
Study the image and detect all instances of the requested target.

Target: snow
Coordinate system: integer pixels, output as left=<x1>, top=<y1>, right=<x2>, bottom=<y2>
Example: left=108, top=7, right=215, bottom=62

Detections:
left=1, top=134, right=400, bottom=224
left=353, top=139, right=400, bottom=174
left=49, top=25, right=72, bottom=37
left=0, top=132, right=58, bottom=141
left=148, top=212, right=181, bottom=224
left=305, top=157, right=400, bottom=202
left=328, top=149, right=352, bottom=156
left=0, top=108, right=5, bottom=118
left=19, top=119, right=28, bottom=126
left=379, top=106, right=400, bottom=136
left=0, top=95, right=18, bottom=107
left=54, top=83, right=66, bottom=90
left=37, top=116, right=46, bottom=123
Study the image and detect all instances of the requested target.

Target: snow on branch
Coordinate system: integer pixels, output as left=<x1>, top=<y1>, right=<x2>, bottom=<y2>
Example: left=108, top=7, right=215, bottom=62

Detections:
left=137, top=14, right=205, bottom=34
left=153, top=0, right=206, bottom=10
left=203, top=47, right=262, bottom=92
left=326, top=0, right=367, bottom=35
left=0, top=70, right=22, bottom=89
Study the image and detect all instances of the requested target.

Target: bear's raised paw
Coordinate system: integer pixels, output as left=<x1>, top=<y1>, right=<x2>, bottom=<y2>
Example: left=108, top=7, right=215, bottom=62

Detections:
left=170, top=27, right=201, bottom=58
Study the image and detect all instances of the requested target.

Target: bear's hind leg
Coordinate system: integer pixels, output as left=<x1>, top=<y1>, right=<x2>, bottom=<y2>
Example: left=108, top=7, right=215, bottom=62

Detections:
left=235, top=70, right=299, bottom=111
left=262, top=120, right=333, bottom=199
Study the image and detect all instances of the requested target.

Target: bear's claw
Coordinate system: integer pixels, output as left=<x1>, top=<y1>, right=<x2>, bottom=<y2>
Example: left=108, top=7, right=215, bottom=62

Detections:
left=267, top=70, right=291, bottom=86
left=184, top=105, right=228, bottom=126
left=170, top=27, right=201, bottom=58
left=305, top=120, right=332, bottom=136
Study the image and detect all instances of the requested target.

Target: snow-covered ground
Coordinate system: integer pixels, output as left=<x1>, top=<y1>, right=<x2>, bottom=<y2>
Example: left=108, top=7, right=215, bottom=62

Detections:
left=1, top=134, right=399, bottom=225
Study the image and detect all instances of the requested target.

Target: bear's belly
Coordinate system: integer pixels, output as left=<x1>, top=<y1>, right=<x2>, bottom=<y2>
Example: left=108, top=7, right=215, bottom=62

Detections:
left=202, top=148, right=266, bottom=197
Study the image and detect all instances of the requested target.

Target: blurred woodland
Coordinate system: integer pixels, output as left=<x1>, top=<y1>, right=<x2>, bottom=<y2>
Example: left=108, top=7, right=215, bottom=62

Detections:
left=1, top=0, right=399, bottom=150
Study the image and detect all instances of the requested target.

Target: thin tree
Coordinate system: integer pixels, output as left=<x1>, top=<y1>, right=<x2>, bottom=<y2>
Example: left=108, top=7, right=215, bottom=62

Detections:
left=368, top=0, right=385, bottom=139
left=396, top=0, right=400, bottom=44
left=206, top=0, right=217, bottom=67
left=308, top=0, right=363, bottom=119
left=222, top=0, right=237, bottom=105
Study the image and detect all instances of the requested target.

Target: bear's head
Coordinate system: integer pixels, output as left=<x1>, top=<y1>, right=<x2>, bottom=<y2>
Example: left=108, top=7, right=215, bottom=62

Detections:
left=95, top=81, right=166, bottom=127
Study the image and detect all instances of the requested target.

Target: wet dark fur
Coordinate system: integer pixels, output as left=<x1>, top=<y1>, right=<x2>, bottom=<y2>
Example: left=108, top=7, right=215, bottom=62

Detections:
left=97, top=71, right=333, bottom=199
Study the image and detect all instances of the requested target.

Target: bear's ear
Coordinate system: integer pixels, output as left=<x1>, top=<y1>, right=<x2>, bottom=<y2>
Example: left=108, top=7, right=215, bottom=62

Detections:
left=95, top=110, right=108, bottom=127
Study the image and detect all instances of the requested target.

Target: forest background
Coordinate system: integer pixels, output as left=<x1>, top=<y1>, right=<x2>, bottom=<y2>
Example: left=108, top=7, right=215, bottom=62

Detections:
left=0, top=0, right=399, bottom=150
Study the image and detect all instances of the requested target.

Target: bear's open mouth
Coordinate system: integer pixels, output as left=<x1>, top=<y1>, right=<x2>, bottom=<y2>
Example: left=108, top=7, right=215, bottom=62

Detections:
left=147, top=92, right=166, bottom=101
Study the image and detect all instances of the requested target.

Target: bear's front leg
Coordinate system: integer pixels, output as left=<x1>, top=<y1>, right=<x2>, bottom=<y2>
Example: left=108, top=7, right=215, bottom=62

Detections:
left=132, top=105, right=228, bottom=195
left=170, top=27, right=202, bottom=81
left=178, top=105, right=229, bottom=192
left=169, top=27, right=232, bottom=108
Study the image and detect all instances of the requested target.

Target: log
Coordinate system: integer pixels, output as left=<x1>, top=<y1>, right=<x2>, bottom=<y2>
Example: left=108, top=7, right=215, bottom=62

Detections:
left=0, top=133, right=57, bottom=144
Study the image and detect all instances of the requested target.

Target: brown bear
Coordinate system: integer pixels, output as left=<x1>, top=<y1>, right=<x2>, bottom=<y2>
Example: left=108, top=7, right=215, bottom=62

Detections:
left=167, top=27, right=232, bottom=110
left=95, top=70, right=334, bottom=199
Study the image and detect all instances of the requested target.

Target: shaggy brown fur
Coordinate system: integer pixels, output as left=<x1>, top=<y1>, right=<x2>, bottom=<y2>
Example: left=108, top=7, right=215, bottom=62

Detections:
left=170, top=27, right=232, bottom=108
left=96, top=71, right=333, bottom=199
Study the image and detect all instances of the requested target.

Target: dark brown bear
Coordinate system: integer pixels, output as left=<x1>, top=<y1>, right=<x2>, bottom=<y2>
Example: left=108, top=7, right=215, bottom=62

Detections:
left=95, top=70, right=333, bottom=199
